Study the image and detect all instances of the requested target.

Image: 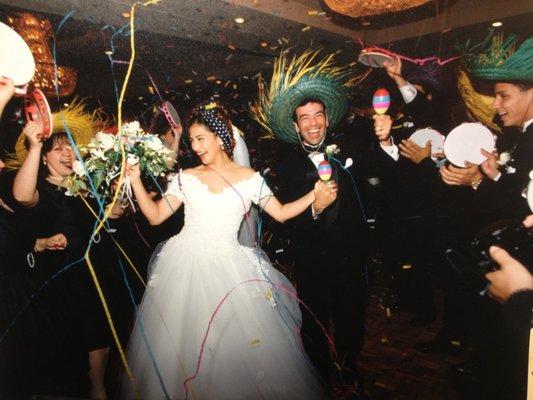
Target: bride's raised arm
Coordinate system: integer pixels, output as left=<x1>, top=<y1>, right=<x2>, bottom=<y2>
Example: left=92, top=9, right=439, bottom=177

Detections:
left=126, top=163, right=182, bottom=226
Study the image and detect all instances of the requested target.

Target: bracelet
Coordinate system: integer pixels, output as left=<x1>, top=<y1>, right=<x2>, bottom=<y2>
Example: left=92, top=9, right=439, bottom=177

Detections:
left=471, top=176, right=484, bottom=190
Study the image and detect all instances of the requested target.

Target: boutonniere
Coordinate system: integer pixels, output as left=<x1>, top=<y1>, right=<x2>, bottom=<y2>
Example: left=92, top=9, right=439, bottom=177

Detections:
left=498, top=150, right=516, bottom=174
left=325, top=144, right=340, bottom=157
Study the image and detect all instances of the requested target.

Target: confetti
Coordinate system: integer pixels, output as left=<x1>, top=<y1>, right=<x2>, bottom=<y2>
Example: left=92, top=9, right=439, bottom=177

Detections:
left=301, top=25, right=311, bottom=32
left=308, top=10, right=319, bottom=15
left=250, top=339, right=261, bottom=348
left=227, top=44, right=236, bottom=51
left=184, top=79, right=193, bottom=84
left=402, top=264, right=412, bottom=270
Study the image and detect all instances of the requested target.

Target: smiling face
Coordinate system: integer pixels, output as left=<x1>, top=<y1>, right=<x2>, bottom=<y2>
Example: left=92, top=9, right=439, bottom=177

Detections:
left=293, top=101, right=329, bottom=146
left=493, top=83, right=533, bottom=128
left=43, top=134, right=75, bottom=178
left=189, top=123, right=225, bottom=165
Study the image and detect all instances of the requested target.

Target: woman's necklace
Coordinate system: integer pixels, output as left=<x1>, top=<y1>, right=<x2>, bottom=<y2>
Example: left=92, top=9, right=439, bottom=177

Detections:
left=46, top=175, right=67, bottom=189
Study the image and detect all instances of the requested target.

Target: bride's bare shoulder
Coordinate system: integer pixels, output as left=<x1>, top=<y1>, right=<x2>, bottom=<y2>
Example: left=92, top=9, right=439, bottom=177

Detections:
left=182, top=166, right=205, bottom=177
left=233, top=165, right=256, bottom=180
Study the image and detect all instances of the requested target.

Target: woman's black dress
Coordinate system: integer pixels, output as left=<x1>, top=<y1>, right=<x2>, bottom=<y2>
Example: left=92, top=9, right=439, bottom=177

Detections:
left=2, top=178, right=132, bottom=397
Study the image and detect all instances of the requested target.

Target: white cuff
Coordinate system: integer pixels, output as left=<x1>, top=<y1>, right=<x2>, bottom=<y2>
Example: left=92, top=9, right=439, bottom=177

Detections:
left=311, top=205, right=321, bottom=220
left=399, top=83, right=418, bottom=104
left=493, top=172, right=502, bottom=181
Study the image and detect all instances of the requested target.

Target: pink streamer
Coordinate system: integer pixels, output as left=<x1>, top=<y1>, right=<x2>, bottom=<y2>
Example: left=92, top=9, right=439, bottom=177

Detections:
left=183, top=278, right=338, bottom=399
left=112, top=59, right=165, bottom=101
left=352, top=35, right=461, bottom=66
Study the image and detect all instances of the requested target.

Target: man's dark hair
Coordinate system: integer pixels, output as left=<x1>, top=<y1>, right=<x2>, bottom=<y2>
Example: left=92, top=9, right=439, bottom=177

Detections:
left=515, top=82, right=533, bottom=92
left=292, top=98, right=326, bottom=122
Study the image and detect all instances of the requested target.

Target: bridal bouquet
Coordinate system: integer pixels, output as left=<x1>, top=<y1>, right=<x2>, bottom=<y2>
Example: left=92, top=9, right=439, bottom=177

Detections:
left=66, top=121, right=173, bottom=198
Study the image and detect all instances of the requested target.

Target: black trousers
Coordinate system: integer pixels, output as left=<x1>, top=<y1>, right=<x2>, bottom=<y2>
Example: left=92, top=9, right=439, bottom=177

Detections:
left=294, top=244, right=367, bottom=383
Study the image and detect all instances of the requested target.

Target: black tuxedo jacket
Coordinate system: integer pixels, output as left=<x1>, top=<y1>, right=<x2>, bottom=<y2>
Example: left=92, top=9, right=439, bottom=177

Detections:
left=271, top=130, right=396, bottom=254
left=475, top=123, right=533, bottom=220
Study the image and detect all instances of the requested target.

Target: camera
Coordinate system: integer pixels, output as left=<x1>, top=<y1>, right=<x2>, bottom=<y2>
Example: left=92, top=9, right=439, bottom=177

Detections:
left=471, top=219, right=533, bottom=275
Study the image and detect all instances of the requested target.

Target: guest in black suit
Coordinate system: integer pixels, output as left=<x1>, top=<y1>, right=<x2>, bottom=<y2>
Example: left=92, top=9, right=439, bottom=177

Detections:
left=440, top=37, right=533, bottom=221
left=252, top=50, right=398, bottom=391
left=439, top=34, right=533, bottom=399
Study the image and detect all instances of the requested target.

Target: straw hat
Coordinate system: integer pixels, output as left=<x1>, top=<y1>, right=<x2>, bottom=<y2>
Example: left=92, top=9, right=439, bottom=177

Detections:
left=252, top=50, right=359, bottom=144
left=462, top=32, right=533, bottom=83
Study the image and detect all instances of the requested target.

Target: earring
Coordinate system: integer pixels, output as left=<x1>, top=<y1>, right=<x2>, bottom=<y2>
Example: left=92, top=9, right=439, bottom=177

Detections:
left=43, top=159, right=47, bottom=165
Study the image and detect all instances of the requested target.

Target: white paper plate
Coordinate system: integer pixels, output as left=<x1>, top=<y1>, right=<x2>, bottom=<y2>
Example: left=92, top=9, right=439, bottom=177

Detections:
left=409, top=128, right=444, bottom=154
left=0, top=22, right=35, bottom=86
left=358, top=51, right=393, bottom=68
left=444, top=123, right=495, bottom=167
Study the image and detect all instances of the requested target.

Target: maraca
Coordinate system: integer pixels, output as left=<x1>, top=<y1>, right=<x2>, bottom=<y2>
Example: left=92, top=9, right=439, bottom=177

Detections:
left=317, top=160, right=332, bottom=182
left=372, top=88, right=390, bottom=115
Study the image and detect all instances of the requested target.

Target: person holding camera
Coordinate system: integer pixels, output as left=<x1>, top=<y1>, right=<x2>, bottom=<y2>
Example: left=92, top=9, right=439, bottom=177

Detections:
left=485, top=214, right=533, bottom=400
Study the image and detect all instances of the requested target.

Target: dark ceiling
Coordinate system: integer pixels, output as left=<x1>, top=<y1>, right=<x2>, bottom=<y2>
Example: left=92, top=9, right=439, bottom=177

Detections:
left=0, top=0, right=531, bottom=105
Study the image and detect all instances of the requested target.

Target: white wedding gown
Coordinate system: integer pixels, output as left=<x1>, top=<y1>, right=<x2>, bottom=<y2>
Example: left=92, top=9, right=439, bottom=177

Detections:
left=121, top=171, right=327, bottom=399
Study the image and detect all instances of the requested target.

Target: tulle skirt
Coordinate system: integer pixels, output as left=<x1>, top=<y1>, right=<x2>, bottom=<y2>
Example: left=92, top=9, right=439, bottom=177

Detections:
left=121, top=233, right=328, bottom=399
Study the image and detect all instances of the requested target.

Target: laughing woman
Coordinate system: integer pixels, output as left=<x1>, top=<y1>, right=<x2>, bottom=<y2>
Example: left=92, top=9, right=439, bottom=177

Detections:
left=10, top=103, right=128, bottom=400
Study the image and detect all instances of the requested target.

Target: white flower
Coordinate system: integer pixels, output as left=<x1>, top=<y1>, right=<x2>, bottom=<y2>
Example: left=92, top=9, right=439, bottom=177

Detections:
left=96, top=132, right=115, bottom=151
left=498, top=152, right=511, bottom=166
left=72, top=160, right=85, bottom=177
left=90, top=148, right=106, bottom=160
left=146, top=136, right=165, bottom=152
left=122, top=121, right=140, bottom=133
left=325, top=144, right=340, bottom=156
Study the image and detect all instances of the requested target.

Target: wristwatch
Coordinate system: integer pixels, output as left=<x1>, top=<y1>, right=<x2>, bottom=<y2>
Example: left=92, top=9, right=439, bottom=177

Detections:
left=471, top=176, right=484, bottom=190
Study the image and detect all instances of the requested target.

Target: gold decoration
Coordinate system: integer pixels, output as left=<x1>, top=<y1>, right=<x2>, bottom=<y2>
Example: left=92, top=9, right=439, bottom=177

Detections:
left=457, top=68, right=500, bottom=133
left=8, top=13, right=76, bottom=97
left=324, top=0, right=430, bottom=17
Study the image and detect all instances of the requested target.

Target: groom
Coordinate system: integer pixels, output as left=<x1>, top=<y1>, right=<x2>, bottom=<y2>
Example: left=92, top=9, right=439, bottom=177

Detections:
left=253, top=51, right=397, bottom=390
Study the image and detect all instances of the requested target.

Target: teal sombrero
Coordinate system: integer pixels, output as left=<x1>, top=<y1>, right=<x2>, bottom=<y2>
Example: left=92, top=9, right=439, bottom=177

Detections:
left=462, top=32, right=533, bottom=83
left=252, top=50, right=359, bottom=144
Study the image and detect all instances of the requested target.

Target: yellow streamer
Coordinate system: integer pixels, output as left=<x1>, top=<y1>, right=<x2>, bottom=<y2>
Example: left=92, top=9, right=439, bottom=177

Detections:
left=79, top=195, right=146, bottom=287
left=80, top=196, right=198, bottom=399
left=83, top=1, right=162, bottom=397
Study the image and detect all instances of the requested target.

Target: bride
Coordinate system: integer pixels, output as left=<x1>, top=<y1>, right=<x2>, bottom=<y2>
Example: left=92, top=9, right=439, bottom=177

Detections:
left=121, top=102, right=336, bottom=399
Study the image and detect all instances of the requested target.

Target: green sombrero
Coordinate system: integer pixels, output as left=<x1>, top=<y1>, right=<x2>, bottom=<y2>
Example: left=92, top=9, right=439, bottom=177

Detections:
left=462, top=32, right=533, bottom=83
left=252, top=50, right=359, bottom=144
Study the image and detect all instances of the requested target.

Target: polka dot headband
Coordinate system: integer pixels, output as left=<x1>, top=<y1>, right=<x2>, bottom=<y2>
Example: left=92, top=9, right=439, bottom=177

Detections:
left=198, top=103, right=233, bottom=156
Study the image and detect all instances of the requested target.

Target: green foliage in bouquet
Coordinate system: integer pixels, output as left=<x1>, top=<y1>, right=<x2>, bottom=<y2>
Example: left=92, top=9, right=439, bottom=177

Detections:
left=66, top=121, right=173, bottom=198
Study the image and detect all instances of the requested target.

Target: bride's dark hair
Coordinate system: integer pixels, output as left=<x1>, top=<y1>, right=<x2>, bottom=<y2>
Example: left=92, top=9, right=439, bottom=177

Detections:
left=187, top=101, right=235, bottom=157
